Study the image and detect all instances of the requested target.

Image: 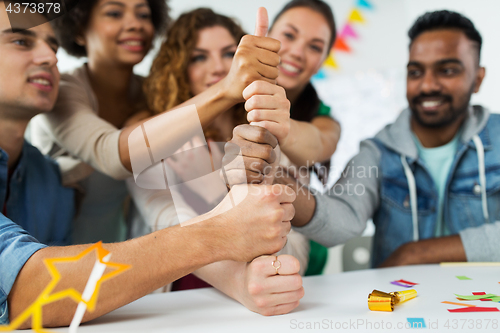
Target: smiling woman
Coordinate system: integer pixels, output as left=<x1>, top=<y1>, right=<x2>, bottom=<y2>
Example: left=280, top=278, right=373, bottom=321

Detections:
left=53, top=0, right=167, bottom=58
left=29, top=0, right=169, bottom=245
left=145, top=8, right=247, bottom=141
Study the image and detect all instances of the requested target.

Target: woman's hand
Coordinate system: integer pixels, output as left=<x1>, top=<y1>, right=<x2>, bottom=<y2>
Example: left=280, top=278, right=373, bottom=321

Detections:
left=236, top=255, right=304, bottom=316
left=219, top=8, right=281, bottom=104
left=244, top=80, right=291, bottom=146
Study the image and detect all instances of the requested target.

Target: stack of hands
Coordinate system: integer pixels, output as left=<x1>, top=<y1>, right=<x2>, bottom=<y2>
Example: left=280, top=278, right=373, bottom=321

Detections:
left=165, top=8, right=306, bottom=316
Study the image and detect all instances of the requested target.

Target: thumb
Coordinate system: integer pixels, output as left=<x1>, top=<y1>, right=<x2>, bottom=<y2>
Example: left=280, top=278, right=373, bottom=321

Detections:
left=254, top=7, right=269, bottom=37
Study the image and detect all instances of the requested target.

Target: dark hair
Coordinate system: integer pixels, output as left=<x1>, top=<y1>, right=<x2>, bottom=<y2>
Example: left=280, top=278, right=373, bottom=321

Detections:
left=270, top=0, right=336, bottom=51
left=52, top=0, right=169, bottom=57
left=408, top=10, right=482, bottom=63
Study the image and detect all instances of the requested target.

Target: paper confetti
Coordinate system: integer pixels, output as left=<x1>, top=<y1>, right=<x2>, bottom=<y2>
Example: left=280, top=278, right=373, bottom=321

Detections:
left=472, top=292, right=492, bottom=301
left=448, top=307, right=499, bottom=313
left=391, top=279, right=418, bottom=288
left=442, top=301, right=476, bottom=307
left=456, top=276, right=472, bottom=280
left=407, top=318, right=426, bottom=328
left=455, top=293, right=497, bottom=300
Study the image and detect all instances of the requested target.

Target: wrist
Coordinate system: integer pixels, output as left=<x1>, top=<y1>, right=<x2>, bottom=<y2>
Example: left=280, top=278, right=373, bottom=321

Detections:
left=231, top=262, right=248, bottom=304
left=280, top=119, right=297, bottom=151
left=217, top=77, right=241, bottom=106
left=190, top=212, right=232, bottom=263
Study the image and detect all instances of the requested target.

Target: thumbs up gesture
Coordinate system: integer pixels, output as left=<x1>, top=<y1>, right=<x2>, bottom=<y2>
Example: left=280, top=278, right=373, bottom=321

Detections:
left=245, top=9, right=291, bottom=148
left=221, top=7, right=281, bottom=104
left=254, top=7, right=269, bottom=37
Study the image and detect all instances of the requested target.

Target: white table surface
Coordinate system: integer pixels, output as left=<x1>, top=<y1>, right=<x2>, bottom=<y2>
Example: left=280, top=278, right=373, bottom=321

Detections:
left=33, top=264, right=500, bottom=332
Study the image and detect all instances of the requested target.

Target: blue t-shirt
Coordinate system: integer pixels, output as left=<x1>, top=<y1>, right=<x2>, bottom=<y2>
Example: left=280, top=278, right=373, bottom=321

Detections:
left=413, top=133, right=460, bottom=237
left=0, top=141, right=74, bottom=325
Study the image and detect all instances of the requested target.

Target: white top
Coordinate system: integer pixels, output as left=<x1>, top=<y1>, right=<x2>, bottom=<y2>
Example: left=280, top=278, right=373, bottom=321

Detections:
left=29, top=65, right=141, bottom=243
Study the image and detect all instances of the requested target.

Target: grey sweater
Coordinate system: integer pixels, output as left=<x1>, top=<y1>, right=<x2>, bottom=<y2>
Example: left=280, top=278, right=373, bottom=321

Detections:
left=295, top=107, right=500, bottom=262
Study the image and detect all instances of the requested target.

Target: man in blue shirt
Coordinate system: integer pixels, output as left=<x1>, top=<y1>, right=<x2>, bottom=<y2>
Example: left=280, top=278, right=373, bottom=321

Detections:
left=0, top=2, right=300, bottom=328
left=224, top=10, right=500, bottom=266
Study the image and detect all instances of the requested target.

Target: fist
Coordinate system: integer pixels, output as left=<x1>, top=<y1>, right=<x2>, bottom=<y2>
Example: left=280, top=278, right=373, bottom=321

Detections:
left=244, top=81, right=291, bottom=146
left=222, top=125, right=279, bottom=186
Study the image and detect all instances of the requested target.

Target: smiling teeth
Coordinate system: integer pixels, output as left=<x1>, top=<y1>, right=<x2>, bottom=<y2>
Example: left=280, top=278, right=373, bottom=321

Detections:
left=31, top=78, right=50, bottom=86
left=422, top=101, right=442, bottom=108
left=124, top=41, right=142, bottom=46
left=281, top=63, right=300, bottom=74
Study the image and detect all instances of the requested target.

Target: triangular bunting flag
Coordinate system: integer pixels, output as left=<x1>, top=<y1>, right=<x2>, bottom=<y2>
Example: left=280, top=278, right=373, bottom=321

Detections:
left=333, top=37, right=351, bottom=52
left=348, top=9, right=365, bottom=23
left=357, top=0, right=373, bottom=10
left=313, top=69, right=327, bottom=80
left=324, top=54, right=338, bottom=69
left=341, top=24, right=358, bottom=39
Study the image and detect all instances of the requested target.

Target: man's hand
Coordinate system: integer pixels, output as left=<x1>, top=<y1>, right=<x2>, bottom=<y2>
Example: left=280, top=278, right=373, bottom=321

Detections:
left=236, top=255, right=304, bottom=316
left=211, top=184, right=296, bottom=262
left=379, top=235, right=466, bottom=267
left=244, top=81, right=291, bottom=146
left=222, top=125, right=279, bottom=186
left=219, top=8, right=281, bottom=104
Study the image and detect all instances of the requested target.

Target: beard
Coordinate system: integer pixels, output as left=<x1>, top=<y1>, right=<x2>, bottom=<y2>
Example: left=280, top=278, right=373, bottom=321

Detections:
left=410, top=84, right=474, bottom=129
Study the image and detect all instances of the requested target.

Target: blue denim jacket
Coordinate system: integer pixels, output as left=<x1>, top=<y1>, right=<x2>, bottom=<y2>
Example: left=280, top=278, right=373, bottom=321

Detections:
left=0, top=141, right=74, bottom=246
left=297, top=106, right=500, bottom=267
left=0, top=141, right=74, bottom=325
left=0, top=142, right=74, bottom=324
left=372, top=106, right=500, bottom=267
left=0, top=214, right=46, bottom=325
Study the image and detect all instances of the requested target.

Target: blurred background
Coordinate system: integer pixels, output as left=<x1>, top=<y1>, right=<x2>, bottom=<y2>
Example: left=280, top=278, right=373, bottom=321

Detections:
left=55, top=0, right=500, bottom=273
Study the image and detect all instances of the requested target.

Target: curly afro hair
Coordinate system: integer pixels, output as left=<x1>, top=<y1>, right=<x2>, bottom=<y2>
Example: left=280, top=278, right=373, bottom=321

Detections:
left=52, top=0, right=169, bottom=57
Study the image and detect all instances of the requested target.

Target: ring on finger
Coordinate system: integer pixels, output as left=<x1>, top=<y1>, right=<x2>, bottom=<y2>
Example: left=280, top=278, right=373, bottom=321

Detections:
left=272, top=256, right=281, bottom=275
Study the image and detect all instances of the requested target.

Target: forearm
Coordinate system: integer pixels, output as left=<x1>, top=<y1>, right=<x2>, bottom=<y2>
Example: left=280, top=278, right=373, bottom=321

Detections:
left=281, top=119, right=340, bottom=167
left=193, top=261, right=245, bottom=301
left=119, top=83, right=235, bottom=171
left=380, top=236, right=466, bottom=267
left=411, top=236, right=466, bottom=263
left=8, top=221, right=226, bottom=328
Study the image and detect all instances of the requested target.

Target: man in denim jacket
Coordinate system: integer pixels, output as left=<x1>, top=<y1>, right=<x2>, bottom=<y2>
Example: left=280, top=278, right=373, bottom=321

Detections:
left=226, top=10, right=500, bottom=267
